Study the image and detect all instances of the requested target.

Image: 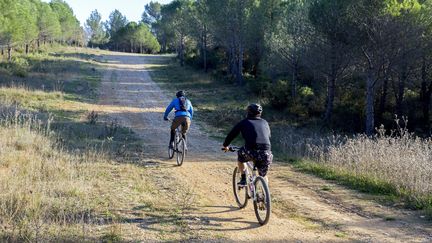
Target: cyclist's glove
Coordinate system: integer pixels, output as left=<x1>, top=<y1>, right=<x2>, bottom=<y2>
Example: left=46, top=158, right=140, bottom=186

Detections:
left=164, top=117, right=169, bottom=121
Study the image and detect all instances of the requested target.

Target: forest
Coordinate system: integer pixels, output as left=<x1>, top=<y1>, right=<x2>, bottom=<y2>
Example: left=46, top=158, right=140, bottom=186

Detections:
left=2, top=0, right=432, bottom=135
left=0, top=0, right=161, bottom=60
left=1, top=1, right=432, bottom=240
left=0, top=0, right=85, bottom=59
left=142, top=0, right=432, bottom=135
left=85, top=9, right=160, bottom=53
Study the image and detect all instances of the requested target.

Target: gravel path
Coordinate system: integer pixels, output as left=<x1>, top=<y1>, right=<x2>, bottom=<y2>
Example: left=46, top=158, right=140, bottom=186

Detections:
left=97, top=52, right=432, bottom=242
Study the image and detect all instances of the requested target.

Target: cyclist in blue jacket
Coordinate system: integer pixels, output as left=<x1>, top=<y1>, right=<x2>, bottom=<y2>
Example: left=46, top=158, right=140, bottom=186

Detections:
left=163, top=91, right=194, bottom=149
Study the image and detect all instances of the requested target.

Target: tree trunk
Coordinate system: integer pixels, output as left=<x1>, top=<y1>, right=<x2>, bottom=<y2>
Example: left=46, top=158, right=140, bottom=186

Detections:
left=377, top=77, right=389, bottom=124
left=179, top=34, right=185, bottom=66
left=163, top=34, right=167, bottom=53
left=421, top=82, right=431, bottom=132
left=324, top=44, right=338, bottom=123
left=251, top=50, right=260, bottom=78
left=229, top=43, right=236, bottom=76
left=421, top=57, right=432, bottom=131
left=251, top=42, right=262, bottom=78
left=366, top=69, right=375, bottom=135
left=324, top=76, right=336, bottom=123
left=7, top=46, right=12, bottom=62
left=396, top=65, right=407, bottom=117
left=292, top=58, right=298, bottom=99
left=25, top=44, right=29, bottom=55
left=203, top=27, right=207, bottom=72
left=236, top=42, right=244, bottom=86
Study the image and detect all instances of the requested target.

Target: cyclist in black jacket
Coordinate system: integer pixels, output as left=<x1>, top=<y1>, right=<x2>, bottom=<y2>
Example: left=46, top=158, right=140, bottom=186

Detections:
left=222, top=104, right=273, bottom=186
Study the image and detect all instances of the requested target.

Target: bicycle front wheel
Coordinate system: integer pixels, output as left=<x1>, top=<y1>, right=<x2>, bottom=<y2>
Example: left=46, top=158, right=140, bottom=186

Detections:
left=176, top=138, right=185, bottom=166
left=232, top=167, right=248, bottom=208
left=253, top=176, right=271, bottom=225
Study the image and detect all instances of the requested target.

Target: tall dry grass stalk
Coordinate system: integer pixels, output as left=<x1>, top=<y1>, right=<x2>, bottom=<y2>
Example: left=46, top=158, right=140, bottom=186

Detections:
left=0, top=108, right=106, bottom=241
left=277, top=120, right=432, bottom=207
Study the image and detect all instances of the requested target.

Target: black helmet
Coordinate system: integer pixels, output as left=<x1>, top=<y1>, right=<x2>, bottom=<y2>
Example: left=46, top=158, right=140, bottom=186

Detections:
left=247, top=103, right=263, bottom=116
left=176, top=90, right=185, bottom=98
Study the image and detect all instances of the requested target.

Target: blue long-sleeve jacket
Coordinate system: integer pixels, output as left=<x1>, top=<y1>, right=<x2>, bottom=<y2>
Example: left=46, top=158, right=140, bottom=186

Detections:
left=164, top=98, right=194, bottom=120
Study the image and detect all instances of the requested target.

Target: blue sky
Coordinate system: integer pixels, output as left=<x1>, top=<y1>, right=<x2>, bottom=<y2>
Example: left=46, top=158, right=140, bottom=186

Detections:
left=42, top=0, right=172, bottom=26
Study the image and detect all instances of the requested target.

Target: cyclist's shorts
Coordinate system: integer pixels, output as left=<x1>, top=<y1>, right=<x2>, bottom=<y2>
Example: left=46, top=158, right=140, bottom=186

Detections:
left=171, top=116, right=191, bottom=134
left=238, top=147, right=273, bottom=177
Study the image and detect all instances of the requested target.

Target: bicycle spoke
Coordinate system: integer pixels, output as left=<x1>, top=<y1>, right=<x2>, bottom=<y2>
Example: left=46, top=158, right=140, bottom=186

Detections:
left=253, top=177, right=271, bottom=225
left=232, top=167, right=248, bottom=208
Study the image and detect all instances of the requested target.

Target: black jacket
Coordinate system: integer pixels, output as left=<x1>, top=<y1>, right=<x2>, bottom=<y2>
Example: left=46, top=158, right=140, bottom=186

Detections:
left=223, top=117, right=271, bottom=150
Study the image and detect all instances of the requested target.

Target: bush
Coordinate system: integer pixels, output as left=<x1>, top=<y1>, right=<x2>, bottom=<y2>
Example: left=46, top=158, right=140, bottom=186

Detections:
left=0, top=56, right=30, bottom=78
left=247, top=77, right=271, bottom=97
left=267, top=80, right=290, bottom=109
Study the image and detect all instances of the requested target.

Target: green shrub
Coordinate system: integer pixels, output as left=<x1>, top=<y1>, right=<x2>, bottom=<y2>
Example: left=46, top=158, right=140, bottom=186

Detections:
left=299, top=86, right=314, bottom=97
left=267, top=80, right=290, bottom=109
left=0, top=66, right=12, bottom=76
left=247, top=77, right=271, bottom=97
left=10, top=56, right=30, bottom=77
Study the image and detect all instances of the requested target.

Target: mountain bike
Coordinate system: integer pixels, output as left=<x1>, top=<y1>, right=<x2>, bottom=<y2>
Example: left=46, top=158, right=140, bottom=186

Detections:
left=167, top=121, right=186, bottom=166
left=223, top=146, right=271, bottom=225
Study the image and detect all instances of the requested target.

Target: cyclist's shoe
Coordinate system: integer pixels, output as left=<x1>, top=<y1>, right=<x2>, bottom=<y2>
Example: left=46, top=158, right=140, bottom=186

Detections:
left=237, top=177, right=247, bottom=187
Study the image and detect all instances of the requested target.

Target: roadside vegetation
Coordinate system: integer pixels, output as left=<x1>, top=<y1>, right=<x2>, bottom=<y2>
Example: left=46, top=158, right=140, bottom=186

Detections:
left=0, top=0, right=85, bottom=61
left=140, top=0, right=432, bottom=218
left=85, top=9, right=160, bottom=54
left=144, top=0, right=432, bottom=136
left=2, top=0, right=432, bottom=239
left=0, top=47, right=200, bottom=241
left=150, top=55, right=432, bottom=217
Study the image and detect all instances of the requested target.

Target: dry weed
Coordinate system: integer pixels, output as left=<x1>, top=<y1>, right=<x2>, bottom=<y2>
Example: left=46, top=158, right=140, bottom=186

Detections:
left=277, top=119, right=432, bottom=207
left=0, top=110, right=101, bottom=241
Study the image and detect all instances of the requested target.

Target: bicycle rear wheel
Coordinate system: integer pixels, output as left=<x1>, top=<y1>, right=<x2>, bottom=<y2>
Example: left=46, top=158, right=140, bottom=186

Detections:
left=168, top=132, right=178, bottom=159
left=176, top=138, right=185, bottom=166
left=232, top=167, right=248, bottom=208
left=253, top=176, right=271, bottom=225
left=168, top=142, right=174, bottom=159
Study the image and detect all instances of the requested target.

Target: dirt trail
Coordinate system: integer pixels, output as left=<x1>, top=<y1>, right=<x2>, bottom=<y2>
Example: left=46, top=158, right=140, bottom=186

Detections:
left=97, top=52, right=432, bottom=242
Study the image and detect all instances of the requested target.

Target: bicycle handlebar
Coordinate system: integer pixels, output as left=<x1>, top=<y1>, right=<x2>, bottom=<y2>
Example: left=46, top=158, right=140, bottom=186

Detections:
left=221, top=146, right=241, bottom=152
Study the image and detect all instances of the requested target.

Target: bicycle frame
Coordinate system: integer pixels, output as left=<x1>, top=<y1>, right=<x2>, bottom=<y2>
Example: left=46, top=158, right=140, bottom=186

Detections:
left=174, top=127, right=181, bottom=150
left=243, top=161, right=258, bottom=202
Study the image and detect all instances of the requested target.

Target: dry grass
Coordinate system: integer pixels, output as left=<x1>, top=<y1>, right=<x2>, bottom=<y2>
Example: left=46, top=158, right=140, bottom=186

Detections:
left=0, top=109, right=173, bottom=241
left=0, top=94, right=176, bottom=241
left=0, top=112, right=100, bottom=241
left=0, top=49, right=200, bottom=241
left=278, top=119, right=432, bottom=210
left=315, top=131, right=432, bottom=206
